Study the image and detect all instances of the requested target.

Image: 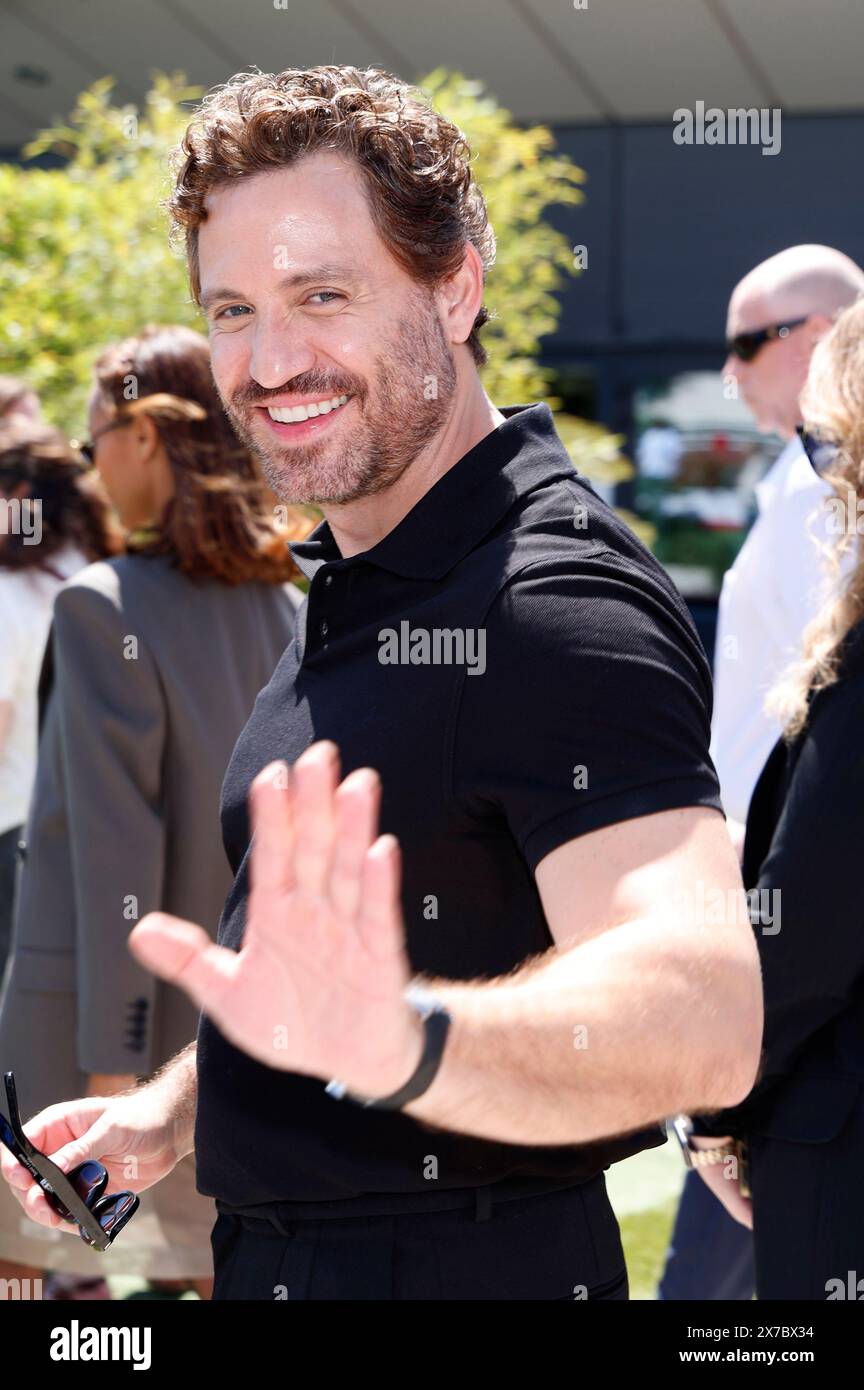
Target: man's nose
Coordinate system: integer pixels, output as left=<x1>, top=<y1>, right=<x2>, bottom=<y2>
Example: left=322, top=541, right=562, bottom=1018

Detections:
left=722, top=353, right=740, bottom=381
left=249, top=320, right=316, bottom=391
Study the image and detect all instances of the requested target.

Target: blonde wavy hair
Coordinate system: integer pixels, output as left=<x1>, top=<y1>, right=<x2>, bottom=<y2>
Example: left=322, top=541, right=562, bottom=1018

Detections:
left=766, top=296, right=864, bottom=738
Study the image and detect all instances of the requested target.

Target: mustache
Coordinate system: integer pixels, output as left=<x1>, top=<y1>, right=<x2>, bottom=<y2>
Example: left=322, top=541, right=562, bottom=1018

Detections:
left=230, top=375, right=364, bottom=408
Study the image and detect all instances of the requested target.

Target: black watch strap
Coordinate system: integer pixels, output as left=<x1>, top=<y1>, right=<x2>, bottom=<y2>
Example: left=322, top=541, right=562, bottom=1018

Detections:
left=325, top=986, right=452, bottom=1110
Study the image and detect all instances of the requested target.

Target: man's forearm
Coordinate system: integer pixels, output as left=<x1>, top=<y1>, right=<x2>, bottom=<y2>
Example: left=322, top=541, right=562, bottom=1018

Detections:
left=403, top=917, right=762, bottom=1146
left=140, top=1039, right=198, bottom=1159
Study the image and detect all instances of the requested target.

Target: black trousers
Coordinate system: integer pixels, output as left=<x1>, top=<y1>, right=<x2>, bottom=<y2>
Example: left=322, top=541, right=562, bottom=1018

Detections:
left=210, top=1174, right=628, bottom=1300
left=750, top=1085, right=864, bottom=1300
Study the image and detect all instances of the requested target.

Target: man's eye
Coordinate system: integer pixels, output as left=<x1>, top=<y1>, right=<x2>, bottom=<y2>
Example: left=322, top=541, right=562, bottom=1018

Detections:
left=215, top=305, right=252, bottom=320
left=307, top=291, right=344, bottom=305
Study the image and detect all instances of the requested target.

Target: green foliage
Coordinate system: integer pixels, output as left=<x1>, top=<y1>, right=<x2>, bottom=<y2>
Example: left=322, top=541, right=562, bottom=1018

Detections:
left=0, top=74, right=201, bottom=434
left=421, top=70, right=634, bottom=494
left=0, top=68, right=632, bottom=496
left=420, top=70, right=584, bottom=402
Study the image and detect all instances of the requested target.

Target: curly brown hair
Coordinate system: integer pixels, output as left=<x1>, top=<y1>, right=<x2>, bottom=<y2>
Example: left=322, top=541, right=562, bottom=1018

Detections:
left=92, top=325, right=311, bottom=585
left=167, top=65, right=496, bottom=367
left=0, top=419, right=122, bottom=571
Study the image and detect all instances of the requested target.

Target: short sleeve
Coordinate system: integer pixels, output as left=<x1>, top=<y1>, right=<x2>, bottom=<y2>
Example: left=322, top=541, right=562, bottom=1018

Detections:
left=454, top=548, right=723, bottom=873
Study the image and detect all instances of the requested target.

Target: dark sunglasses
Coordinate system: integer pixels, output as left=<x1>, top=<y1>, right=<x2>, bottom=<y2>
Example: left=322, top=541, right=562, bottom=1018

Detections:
left=74, top=417, right=131, bottom=467
left=726, top=316, right=810, bottom=364
left=0, top=1071, right=139, bottom=1251
left=797, top=425, right=841, bottom=478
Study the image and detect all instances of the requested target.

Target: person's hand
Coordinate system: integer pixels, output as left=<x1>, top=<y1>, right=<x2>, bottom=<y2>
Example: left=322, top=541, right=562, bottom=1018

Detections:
left=691, top=1133, right=753, bottom=1228
left=0, top=1088, right=189, bottom=1238
left=129, top=742, right=422, bottom=1098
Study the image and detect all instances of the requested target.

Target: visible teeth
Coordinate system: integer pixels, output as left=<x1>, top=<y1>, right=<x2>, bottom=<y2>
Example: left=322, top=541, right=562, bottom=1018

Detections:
left=267, top=394, right=349, bottom=424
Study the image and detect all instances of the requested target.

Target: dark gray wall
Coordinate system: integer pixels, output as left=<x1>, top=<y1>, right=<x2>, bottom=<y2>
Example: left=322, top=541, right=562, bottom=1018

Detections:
left=548, top=113, right=864, bottom=358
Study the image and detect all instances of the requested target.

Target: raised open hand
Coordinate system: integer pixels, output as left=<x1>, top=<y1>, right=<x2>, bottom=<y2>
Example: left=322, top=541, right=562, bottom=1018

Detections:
left=129, top=741, right=422, bottom=1097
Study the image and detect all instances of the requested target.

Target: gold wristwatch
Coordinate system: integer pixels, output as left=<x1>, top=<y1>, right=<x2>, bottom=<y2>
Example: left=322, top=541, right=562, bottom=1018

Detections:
left=671, top=1115, right=751, bottom=1198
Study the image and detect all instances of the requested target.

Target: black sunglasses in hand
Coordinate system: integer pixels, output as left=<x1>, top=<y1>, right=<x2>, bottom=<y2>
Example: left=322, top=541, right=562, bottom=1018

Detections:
left=0, top=1072, right=139, bottom=1251
left=726, top=316, right=810, bottom=364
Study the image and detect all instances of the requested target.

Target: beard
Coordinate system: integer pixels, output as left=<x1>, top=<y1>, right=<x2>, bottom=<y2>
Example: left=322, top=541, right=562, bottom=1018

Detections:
left=220, top=291, right=458, bottom=506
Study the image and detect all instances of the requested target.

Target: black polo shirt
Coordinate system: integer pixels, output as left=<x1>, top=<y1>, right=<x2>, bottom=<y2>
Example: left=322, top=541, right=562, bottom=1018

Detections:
left=195, top=402, right=722, bottom=1206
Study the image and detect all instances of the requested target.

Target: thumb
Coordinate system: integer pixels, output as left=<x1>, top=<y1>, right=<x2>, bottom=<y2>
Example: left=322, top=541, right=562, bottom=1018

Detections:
left=49, top=1112, right=118, bottom=1175
left=129, top=912, right=239, bottom=1017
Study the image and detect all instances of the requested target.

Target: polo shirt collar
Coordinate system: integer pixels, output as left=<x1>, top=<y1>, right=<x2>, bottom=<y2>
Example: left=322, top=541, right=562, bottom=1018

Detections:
left=289, top=403, right=574, bottom=582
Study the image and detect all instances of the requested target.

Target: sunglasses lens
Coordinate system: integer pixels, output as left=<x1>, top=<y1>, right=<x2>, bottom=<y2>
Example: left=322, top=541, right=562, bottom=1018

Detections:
left=69, top=1159, right=109, bottom=1207
left=732, top=338, right=757, bottom=363
left=78, top=1191, right=139, bottom=1248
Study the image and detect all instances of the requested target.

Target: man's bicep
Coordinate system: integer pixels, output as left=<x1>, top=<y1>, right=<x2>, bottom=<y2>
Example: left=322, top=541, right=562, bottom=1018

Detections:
left=535, top=805, right=742, bottom=949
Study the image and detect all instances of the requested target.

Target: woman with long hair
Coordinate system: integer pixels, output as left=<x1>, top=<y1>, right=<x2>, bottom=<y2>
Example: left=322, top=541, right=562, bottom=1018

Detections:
left=0, top=325, right=308, bottom=1299
left=686, top=296, right=864, bottom=1299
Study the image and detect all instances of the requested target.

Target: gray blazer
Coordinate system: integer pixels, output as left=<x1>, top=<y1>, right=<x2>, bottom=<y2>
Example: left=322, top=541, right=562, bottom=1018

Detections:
left=0, top=552, right=302, bottom=1106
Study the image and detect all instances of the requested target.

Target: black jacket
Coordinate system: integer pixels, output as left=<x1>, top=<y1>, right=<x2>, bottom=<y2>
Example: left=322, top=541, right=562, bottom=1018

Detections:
left=696, top=617, right=864, bottom=1145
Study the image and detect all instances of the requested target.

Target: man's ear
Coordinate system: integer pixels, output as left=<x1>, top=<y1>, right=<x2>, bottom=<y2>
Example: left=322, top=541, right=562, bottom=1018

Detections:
left=437, top=243, right=485, bottom=351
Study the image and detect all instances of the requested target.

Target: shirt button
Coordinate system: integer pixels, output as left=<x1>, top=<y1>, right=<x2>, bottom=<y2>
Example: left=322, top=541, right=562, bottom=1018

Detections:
left=324, top=574, right=333, bottom=587
left=320, top=619, right=329, bottom=638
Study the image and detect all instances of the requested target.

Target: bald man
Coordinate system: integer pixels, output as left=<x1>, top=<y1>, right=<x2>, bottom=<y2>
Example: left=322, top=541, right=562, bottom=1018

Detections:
left=660, top=244, right=864, bottom=1304
left=711, top=244, right=864, bottom=832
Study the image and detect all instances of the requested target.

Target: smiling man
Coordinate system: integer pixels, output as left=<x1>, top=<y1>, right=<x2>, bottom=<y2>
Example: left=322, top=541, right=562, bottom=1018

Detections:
left=1, top=66, right=762, bottom=1302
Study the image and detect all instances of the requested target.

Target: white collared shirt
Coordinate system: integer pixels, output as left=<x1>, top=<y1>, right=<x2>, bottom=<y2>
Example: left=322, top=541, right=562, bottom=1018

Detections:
left=710, top=436, right=849, bottom=824
left=0, top=544, right=87, bottom=835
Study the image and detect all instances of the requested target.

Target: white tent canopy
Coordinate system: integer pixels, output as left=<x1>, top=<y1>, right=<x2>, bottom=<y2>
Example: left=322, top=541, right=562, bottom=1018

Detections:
left=1, top=0, right=861, bottom=151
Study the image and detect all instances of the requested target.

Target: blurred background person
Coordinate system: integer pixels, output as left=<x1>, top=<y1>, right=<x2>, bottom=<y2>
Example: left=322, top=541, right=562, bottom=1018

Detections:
left=684, top=294, right=864, bottom=1297
left=0, top=376, right=42, bottom=427
left=660, top=243, right=864, bottom=1303
left=0, top=325, right=307, bottom=1300
left=0, top=418, right=120, bottom=975
left=711, top=244, right=864, bottom=839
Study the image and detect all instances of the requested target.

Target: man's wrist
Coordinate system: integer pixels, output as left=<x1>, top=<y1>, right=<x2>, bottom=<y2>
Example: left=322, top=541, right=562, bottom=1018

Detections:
left=348, top=1000, right=426, bottom=1099
left=327, top=985, right=449, bottom=1108
left=142, top=1042, right=197, bottom=1158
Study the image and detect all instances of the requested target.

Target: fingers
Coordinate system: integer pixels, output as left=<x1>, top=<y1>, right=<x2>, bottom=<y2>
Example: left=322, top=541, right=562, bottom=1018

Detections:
left=249, top=761, right=297, bottom=898
left=129, top=912, right=239, bottom=1016
left=21, top=1180, right=70, bottom=1231
left=357, top=834, right=404, bottom=961
left=292, top=742, right=340, bottom=895
left=1, top=1103, right=106, bottom=1234
left=242, top=737, right=400, bottom=978
left=328, top=768, right=382, bottom=919
left=47, top=1115, right=114, bottom=1177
